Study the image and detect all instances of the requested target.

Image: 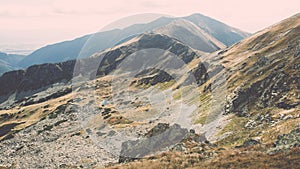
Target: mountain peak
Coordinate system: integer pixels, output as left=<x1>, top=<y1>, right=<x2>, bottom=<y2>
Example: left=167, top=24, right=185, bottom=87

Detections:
left=11, top=13, right=249, bottom=71
left=153, top=18, right=226, bottom=52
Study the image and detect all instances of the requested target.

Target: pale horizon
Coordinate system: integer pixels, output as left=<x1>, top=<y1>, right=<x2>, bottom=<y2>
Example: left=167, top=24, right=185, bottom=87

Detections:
left=0, top=0, right=299, bottom=55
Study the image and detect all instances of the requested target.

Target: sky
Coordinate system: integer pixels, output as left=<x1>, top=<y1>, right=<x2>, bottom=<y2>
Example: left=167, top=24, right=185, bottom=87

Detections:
left=0, top=0, right=299, bottom=54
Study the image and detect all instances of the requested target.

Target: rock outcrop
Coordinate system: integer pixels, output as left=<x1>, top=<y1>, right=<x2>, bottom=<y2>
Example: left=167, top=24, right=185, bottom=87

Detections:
left=132, top=68, right=174, bottom=86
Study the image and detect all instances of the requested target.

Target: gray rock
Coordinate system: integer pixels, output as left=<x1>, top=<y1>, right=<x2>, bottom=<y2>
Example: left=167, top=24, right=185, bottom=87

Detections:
left=242, top=139, right=261, bottom=147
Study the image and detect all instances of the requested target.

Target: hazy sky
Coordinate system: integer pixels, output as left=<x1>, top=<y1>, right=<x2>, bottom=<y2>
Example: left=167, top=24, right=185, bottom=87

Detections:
left=0, top=0, right=299, bottom=54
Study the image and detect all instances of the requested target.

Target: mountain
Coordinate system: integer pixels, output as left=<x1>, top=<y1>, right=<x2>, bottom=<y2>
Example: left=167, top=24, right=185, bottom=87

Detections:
left=0, top=60, right=14, bottom=76
left=153, top=19, right=226, bottom=52
left=0, top=33, right=204, bottom=103
left=0, top=52, right=24, bottom=66
left=0, top=32, right=206, bottom=168
left=110, top=13, right=300, bottom=169
left=0, top=52, right=24, bottom=75
left=18, top=14, right=249, bottom=68
left=18, top=35, right=90, bottom=68
left=103, top=13, right=299, bottom=168
left=17, top=17, right=173, bottom=68
left=184, top=13, right=251, bottom=46
left=0, top=14, right=298, bottom=169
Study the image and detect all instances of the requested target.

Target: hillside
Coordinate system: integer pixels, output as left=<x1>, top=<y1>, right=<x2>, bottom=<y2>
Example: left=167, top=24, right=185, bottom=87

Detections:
left=104, top=13, right=300, bottom=169
left=110, top=13, right=300, bottom=169
left=154, top=19, right=226, bottom=52
left=0, top=14, right=299, bottom=169
left=184, top=13, right=251, bottom=46
left=0, top=32, right=207, bottom=168
left=0, top=52, right=24, bottom=75
left=0, top=60, right=14, bottom=76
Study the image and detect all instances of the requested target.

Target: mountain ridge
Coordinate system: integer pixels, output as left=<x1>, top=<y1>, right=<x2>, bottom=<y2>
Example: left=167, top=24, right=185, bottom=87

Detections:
left=17, top=13, right=249, bottom=69
left=0, top=32, right=203, bottom=105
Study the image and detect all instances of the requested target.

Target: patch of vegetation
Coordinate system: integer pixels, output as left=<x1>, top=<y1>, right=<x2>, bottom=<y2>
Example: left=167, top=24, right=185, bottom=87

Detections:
left=157, top=80, right=175, bottom=90
left=216, top=116, right=249, bottom=147
left=107, top=116, right=133, bottom=125
left=172, top=86, right=194, bottom=100
left=105, top=147, right=300, bottom=169
left=260, top=119, right=299, bottom=144
left=193, top=92, right=212, bottom=125
left=194, top=115, right=208, bottom=125
left=172, top=90, right=182, bottom=100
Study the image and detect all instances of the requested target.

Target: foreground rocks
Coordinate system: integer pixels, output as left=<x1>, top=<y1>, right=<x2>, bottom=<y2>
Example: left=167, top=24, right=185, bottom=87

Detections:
left=269, top=127, right=300, bottom=153
left=119, top=123, right=207, bottom=163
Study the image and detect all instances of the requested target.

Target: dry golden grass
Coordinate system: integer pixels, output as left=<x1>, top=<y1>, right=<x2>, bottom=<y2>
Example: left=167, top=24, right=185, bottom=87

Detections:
left=0, top=92, right=72, bottom=140
left=105, top=147, right=300, bottom=169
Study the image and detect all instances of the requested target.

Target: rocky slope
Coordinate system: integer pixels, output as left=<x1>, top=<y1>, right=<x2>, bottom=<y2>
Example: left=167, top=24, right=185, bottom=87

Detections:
left=104, top=13, right=300, bottom=169
left=0, top=33, right=201, bottom=106
left=0, top=14, right=299, bottom=169
left=0, top=29, right=210, bottom=168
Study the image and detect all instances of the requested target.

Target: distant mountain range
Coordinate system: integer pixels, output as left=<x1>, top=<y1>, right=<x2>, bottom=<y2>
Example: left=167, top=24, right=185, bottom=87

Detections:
left=12, top=13, right=250, bottom=70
